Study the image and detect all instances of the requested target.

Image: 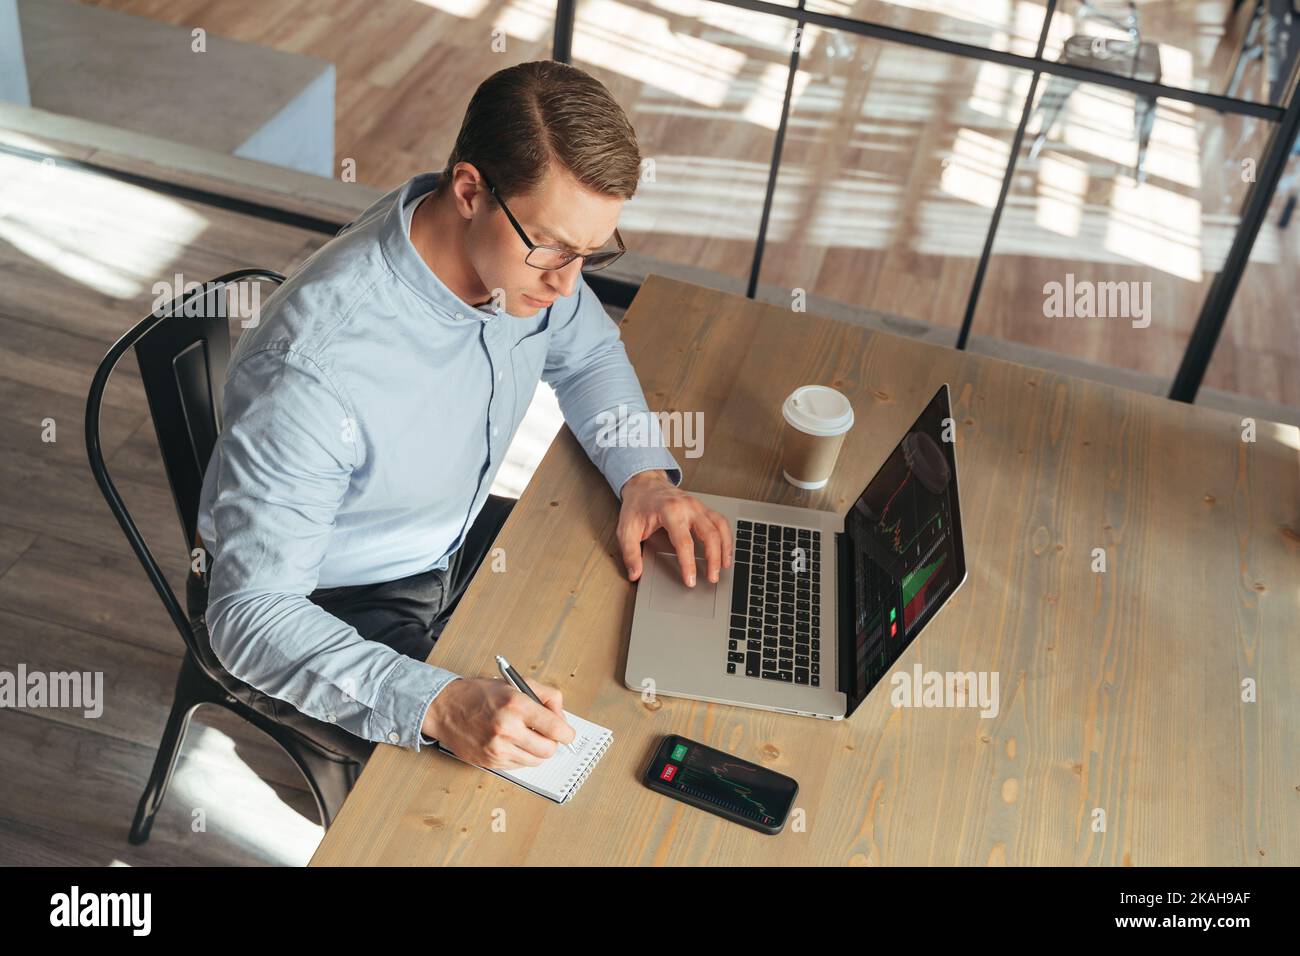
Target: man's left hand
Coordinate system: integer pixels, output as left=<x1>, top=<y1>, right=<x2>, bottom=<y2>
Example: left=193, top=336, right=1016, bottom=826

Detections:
left=618, top=470, right=732, bottom=588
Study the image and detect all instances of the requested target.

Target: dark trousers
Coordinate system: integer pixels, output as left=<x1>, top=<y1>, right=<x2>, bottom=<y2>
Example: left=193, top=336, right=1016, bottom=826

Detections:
left=199, top=494, right=516, bottom=764
left=306, top=493, right=517, bottom=663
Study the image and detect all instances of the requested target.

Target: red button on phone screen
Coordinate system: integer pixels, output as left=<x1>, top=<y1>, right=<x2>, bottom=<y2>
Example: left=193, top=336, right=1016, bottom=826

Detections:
left=660, top=764, right=677, bottom=781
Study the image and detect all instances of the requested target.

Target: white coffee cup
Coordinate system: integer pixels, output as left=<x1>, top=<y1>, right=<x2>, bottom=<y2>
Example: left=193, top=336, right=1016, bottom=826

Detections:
left=780, top=385, right=855, bottom=490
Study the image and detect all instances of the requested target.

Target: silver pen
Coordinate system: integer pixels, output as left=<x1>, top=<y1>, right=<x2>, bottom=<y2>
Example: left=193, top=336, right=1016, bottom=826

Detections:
left=495, top=655, right=577, bottom=755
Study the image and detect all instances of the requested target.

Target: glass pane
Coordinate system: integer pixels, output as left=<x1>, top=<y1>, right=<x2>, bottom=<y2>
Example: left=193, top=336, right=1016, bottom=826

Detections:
left=573, top=0, right=798, bottom=286
left=807, top=0, right=1050, bottom=55
left=1202, top=145, right=1300, bottom=422
left=969, top=75, right=1272, bottom=389
left=1042, top=0, right=1298, bottom=107
left=755, top=27, right=1035, bottom=342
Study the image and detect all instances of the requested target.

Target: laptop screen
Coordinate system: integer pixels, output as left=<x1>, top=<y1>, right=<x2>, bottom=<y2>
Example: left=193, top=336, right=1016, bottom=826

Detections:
left=840, top=384, right=966, bottom=717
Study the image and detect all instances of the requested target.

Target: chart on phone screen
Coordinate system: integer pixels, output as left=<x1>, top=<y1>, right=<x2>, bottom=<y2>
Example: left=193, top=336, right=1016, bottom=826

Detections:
left=664, top=744, right=786, bottom=826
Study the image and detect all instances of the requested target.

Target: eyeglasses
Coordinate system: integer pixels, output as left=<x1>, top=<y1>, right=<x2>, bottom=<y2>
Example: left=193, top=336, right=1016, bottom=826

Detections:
left=480, top=171, right=626, bottom=273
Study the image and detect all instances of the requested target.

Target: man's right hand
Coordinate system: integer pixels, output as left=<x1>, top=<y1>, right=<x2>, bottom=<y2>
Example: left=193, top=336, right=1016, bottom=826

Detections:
left=421, top=677, right=576, bottom=769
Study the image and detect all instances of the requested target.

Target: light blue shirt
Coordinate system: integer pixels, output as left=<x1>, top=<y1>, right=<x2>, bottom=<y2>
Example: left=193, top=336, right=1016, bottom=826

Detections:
left=196, top=172, right=681, bottom=752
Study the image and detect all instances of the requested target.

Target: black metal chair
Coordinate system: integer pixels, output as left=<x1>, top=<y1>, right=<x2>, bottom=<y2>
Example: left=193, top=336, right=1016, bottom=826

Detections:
left=85, top=268, right=372, bottom=845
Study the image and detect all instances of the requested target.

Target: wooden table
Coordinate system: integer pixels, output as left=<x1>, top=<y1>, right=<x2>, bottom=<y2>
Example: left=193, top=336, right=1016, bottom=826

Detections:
left=311, top=275, right=1299, bottom=866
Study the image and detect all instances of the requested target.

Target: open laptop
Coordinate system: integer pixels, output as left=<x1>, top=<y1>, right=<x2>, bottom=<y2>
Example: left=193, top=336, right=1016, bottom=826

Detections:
left=626, top=383, right=966, bottom=720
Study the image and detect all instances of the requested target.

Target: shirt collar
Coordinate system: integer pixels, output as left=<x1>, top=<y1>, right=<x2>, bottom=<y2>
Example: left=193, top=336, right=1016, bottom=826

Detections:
left=379, top=172, right=507, bottom=324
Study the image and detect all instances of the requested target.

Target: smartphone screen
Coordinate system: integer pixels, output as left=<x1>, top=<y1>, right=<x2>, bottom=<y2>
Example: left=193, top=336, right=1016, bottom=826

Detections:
left=645, top=735, right=798, bottom=832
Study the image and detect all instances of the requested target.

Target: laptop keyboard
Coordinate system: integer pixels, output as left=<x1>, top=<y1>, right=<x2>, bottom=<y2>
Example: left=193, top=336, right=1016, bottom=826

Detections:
left=728, top=520, right=822, bottom=686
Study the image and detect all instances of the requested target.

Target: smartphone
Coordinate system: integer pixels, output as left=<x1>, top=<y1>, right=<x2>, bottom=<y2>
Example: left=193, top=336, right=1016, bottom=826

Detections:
left=642, top=734, right=798, bottom=835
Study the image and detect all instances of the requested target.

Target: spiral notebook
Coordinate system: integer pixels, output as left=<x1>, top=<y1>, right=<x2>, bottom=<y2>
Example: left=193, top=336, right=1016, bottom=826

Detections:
left=433, top=711, right=613, bottom=804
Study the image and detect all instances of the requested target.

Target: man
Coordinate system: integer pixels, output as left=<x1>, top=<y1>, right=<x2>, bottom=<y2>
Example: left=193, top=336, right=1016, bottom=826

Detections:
left=196, top=60, right=732, bottom=772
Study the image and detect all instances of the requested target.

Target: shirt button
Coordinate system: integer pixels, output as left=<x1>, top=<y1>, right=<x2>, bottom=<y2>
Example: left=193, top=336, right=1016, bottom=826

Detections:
left=454, top=312, right=463, bottom=320
left=492, top=426, right=500, bottom=437
left=497, top=370, right=503, bottom=380
left=388, top=731, right=399, bottom=744
left=326, top=713, right=336, bottom=723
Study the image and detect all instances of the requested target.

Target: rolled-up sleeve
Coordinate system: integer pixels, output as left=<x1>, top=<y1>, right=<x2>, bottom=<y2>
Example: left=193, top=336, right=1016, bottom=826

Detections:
left=542, top=279, right=682, bottom=498
left=205, top=347, right=459, bottom=751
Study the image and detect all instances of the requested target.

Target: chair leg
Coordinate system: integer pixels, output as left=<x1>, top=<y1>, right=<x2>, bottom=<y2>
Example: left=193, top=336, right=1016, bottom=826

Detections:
left=128, top=653, right=226, bottom=845
left=131, top=648, right=365, bottom=840
left=290, top=744, right=363, bottom=830
left=1134, top=94, right=1157, bottom=184
left=235, top=703, right=365, bottom=830
left=1029, top=78, right=1076, bottom=161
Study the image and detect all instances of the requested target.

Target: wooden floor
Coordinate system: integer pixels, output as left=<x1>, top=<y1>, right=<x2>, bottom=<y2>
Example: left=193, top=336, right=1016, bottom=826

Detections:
left=0, top=154, right=337, bottom=864
left=82, top=0, right=1300, bottom=413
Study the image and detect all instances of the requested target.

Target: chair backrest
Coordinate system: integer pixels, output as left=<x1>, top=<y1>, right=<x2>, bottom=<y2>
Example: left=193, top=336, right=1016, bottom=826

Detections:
left=86, top=270, right=285, bottom=660
left=134, top=282, right=237, bottom=552
left=1077, top=0, right=1139, bottom=39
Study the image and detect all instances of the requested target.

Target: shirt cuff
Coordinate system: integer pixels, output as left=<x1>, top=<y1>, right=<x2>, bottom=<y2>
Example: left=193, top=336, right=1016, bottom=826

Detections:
left=369, top=656, right=461, bottom=752
left=608, top=447, right=683, bottom=501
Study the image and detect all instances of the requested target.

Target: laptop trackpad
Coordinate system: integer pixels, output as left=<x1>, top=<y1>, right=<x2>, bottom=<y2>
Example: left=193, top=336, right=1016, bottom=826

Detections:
left=648, top=551, right=718, bottom=618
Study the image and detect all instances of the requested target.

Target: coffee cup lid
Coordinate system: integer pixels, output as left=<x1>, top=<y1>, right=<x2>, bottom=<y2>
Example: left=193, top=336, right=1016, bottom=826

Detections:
left=782, top=385, right=854, bottom=436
